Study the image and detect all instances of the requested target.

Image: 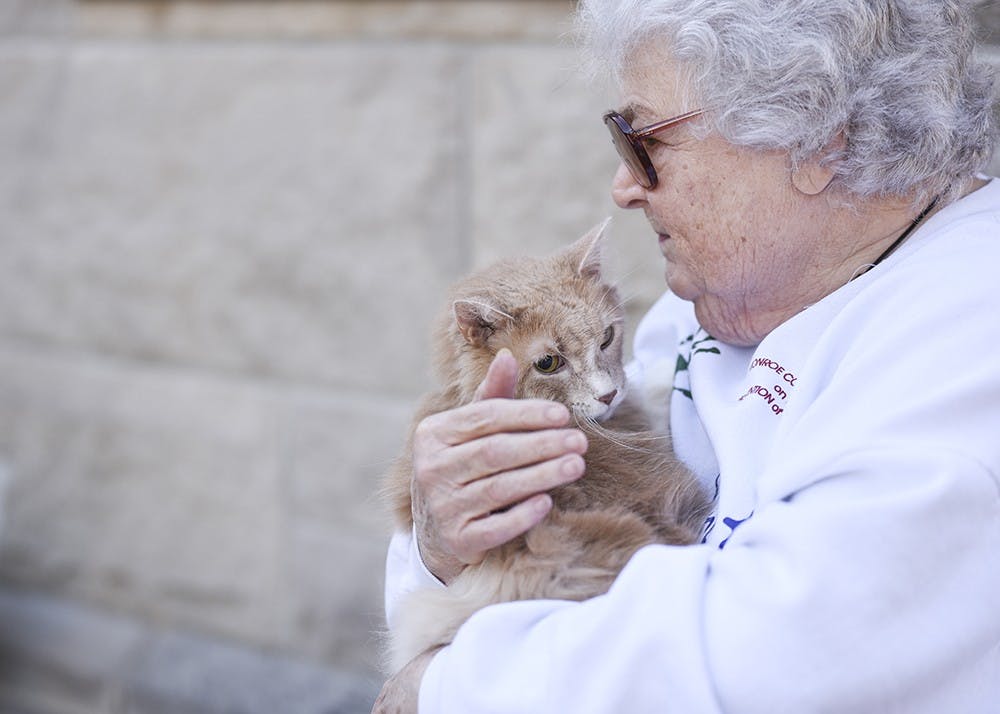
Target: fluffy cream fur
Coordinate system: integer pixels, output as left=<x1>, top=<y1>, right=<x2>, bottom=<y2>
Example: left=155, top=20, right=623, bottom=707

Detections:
left=383, top=221, right=708, bottom=672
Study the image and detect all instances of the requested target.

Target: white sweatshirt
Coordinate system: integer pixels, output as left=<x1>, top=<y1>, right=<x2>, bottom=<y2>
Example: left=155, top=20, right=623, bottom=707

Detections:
left=384, top=178, right=1000, bottom=713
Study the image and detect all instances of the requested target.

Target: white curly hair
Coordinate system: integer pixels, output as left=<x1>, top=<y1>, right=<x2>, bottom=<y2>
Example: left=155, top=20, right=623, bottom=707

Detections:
left=577, top=0, right=997, bottom=204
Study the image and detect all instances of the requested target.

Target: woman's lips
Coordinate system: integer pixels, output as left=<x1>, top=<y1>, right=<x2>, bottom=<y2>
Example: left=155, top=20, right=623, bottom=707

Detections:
left=658, top=233, right=674, bottom=259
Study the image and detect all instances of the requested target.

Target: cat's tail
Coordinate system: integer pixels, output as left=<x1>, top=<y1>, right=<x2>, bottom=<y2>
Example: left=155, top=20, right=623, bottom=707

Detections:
left=387, top=556, right=508, bottom=673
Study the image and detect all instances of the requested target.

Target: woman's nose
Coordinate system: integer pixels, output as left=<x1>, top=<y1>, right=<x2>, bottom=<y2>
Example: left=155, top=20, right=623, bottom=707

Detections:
left=611, top=162, right=647, bottom=209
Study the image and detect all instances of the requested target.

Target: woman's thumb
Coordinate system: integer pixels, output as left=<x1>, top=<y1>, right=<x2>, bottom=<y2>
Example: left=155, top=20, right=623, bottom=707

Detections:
left=474, top=348, right=517, bottom=401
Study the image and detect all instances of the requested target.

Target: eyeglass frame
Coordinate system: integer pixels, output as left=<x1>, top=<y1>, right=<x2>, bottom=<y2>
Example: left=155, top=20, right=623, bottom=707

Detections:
left=602, top=108, right=705, bottom=189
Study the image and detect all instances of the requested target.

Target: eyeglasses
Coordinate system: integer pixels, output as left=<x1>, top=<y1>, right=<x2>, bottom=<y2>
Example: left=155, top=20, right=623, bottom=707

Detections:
left=602, top=108, right=704, bottom=189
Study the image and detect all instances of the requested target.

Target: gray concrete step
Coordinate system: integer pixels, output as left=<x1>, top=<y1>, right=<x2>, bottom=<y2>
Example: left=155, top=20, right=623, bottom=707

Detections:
left=0, top=588, right=380, bottom=714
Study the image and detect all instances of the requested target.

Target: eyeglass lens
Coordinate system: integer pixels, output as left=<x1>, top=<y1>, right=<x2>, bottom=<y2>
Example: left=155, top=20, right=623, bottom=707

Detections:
left=604, top=114, right=655, bottom=189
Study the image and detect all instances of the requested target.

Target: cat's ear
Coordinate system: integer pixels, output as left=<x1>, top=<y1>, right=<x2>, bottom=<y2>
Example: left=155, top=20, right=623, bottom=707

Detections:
left=568, top=217, right=611, bottom=280
left=453, top=299, right=513, bottom=347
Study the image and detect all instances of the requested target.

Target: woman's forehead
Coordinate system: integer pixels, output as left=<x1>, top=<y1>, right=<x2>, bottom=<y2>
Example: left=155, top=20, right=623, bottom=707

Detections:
left=616, top=92, right=684, bottom=125
left=617, top=46, right=690, bottom=117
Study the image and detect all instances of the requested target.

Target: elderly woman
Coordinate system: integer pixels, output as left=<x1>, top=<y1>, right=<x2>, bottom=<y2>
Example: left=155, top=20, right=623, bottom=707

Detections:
left=375, top=0, right=1000, bottom=711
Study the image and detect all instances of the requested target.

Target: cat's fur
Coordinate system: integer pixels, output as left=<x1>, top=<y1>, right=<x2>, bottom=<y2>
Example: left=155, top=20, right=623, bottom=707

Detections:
left=383, top=220, right=708, bottom=672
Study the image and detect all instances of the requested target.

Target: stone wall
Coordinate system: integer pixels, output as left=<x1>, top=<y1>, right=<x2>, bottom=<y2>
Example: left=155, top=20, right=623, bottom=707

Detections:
left=1, top=2, right=998, bottom=713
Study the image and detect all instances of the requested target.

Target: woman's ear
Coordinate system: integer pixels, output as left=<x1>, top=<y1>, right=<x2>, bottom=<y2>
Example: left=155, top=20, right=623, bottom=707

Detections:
left=453, top=299, right=513, bottom=347
left=791, top=161, right=835, bottom=195
left=791, top=133, right=844, bottom=196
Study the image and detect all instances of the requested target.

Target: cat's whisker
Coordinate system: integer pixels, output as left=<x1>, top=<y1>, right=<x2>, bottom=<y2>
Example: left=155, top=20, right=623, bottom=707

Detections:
left=598, top=282, right=627, bottom=306
left=572, top=412, right=672, bottom=454
left=598, top=285, right=640, bottom=316
left=609, top=289, right=641, bottom=313
left=613, top=263, right=651, bottom=284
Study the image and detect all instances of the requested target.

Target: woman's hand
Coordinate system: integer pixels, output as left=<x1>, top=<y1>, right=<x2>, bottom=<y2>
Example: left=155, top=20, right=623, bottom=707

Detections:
left=411, top=349, right=588, bottom=583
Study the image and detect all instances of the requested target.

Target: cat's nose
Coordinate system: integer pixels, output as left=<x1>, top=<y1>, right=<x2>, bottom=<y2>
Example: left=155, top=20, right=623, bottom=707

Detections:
left=597, top=389, right=618, bottom=406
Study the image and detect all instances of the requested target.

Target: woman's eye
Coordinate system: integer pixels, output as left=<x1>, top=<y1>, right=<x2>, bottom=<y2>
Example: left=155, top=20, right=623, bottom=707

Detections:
left=534, top=355, right=563, bottom=374
left=600, top=326, right=615, bottom=350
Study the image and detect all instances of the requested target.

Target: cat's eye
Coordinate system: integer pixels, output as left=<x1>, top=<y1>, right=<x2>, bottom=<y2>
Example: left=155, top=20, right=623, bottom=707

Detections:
left=600, top=325, right=615, bottom=350
left=534, top=354, right=563, bottom=374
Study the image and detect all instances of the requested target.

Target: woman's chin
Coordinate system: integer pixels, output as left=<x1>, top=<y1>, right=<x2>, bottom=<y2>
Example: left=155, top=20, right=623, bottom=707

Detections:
left=663, top=267, right=698, bottom=301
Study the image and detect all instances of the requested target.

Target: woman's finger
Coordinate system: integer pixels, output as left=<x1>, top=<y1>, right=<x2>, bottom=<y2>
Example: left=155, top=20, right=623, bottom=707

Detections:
left=463, top=453, right=586, bottom=514
left=418, top=397, right=571, bottom=448
left=418, top=428, right=587, bottom=487
left=458, top=492, right=556, bottom=556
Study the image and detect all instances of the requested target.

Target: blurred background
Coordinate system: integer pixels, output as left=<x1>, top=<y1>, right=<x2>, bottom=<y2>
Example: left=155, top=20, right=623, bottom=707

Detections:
left=1, top=1, right=998, bottom=713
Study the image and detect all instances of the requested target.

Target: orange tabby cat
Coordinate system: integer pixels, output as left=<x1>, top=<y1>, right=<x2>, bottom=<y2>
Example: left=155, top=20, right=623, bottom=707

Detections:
left=383, top=220, right=708, bottom=672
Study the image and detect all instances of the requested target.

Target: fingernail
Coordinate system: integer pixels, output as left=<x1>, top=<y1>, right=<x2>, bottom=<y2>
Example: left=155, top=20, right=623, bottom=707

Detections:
left=561, top=454, right=583, bottom=477
left=565, top=432, right=586, bottom=452
left=546, top=404, right=568, bottom=423
left=534, top=493, right=553, bottom=515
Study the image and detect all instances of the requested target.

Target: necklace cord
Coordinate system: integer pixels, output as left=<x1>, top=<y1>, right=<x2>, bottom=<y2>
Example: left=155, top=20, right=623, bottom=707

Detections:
left=852, top=194, right=941, bottom=281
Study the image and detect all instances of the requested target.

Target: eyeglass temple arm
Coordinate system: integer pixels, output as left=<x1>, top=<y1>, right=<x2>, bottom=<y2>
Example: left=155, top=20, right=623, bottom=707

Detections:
left=633, top=109, right=705, bottom=138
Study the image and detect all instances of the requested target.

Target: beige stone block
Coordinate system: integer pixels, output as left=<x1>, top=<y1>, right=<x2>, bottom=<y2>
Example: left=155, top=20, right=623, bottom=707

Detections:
left=78, top=0, right=576, bottom=41
left=283, top=393, right=413, bottom=672
left=289, top=522, right=387, bottom=675
left=285, top=393, right=412, bottom=531
left=0, top=43, right=464, bottom=396
left=0, top=0, right=73, bottom=36
left=0, top=346, right=290, bottom=646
